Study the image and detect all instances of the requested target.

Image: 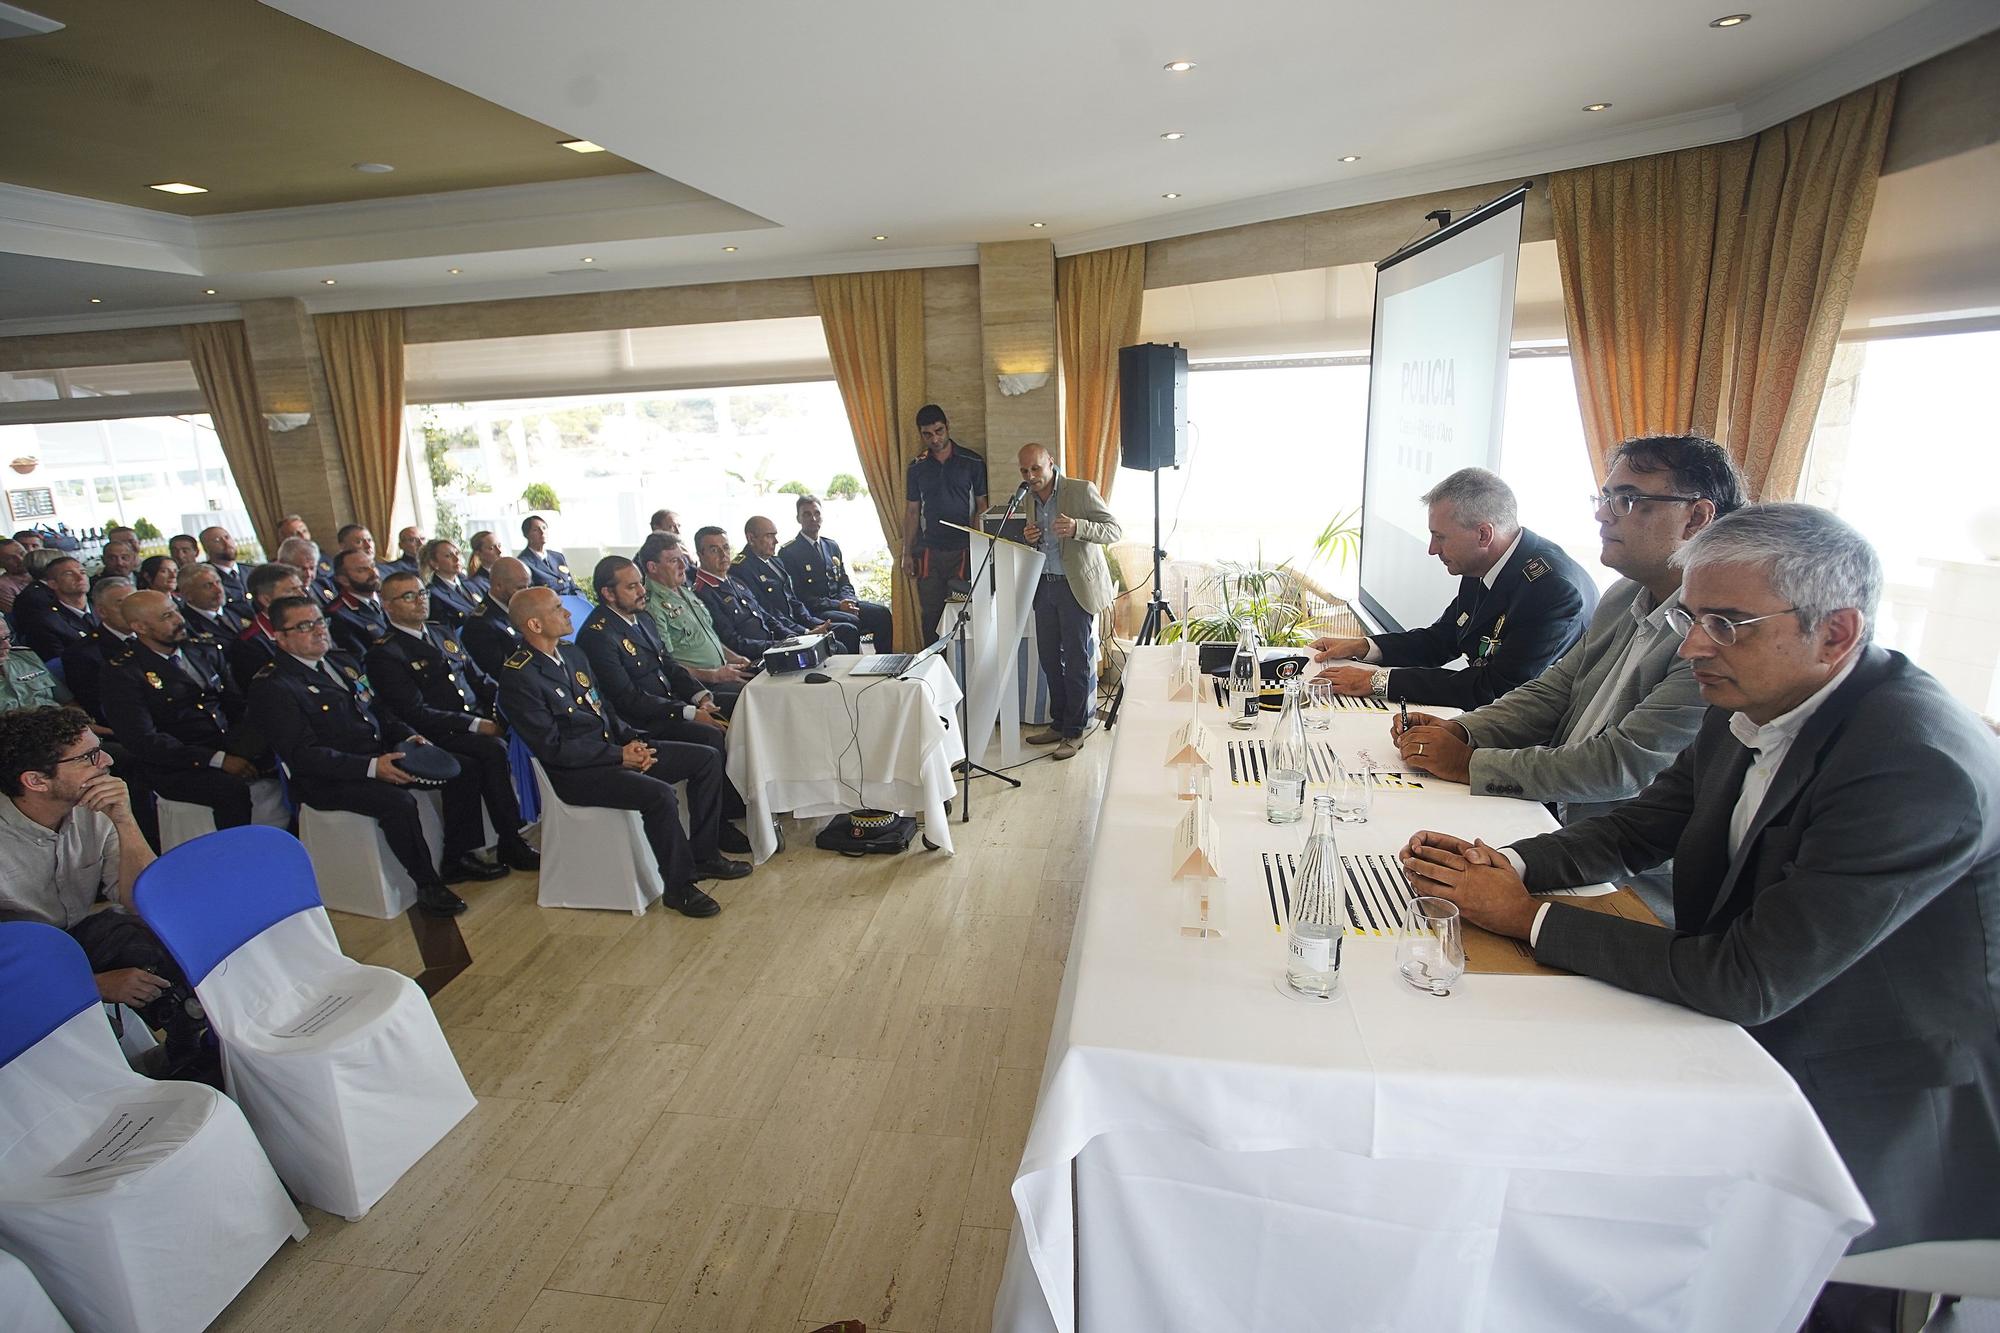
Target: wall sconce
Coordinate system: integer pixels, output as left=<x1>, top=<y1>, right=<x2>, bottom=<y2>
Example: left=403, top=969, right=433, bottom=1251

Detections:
left=996, top=371, right=1051, bottom=397
left=263, top=412, right=313, bottom=432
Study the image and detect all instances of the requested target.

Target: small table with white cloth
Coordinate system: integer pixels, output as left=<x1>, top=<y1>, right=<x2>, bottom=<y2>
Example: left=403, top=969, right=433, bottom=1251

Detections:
left=994, top=645, right=1872, bottom=1333
left=724, top=653, right=965, bottom=863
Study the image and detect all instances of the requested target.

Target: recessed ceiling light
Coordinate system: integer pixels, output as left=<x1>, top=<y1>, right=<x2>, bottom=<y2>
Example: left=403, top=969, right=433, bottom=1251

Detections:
left=1163, top=60, right=1195, bottom=72
left=447, top=268, right=461, bottom=275
left=351, top=162, right=395, bottom=174
left=149, top=181, right=207, bottom=195
left=322, top=278, right=337, bottom=285
left=1160, top=131, right=1184, bottom=141
left=88, top=297, right=101, bottom=304
left=1339, top=154, right=1360, bottom=163
left=1582, top=102, right=1613, bottom=112
left=581, top=256, right=594, bottom=263
left=722, top=246, right=737, bottom=252
left=204, top=288, right=217, bottom=295
left=1030, top=221, right=1046, bottom=228
left=1162, top=192, right=1181, bottom=200
left=560, top=139, right=607, bottom=153
left=1710, top=12, right=1751, bottom=25
left=873, top=234, right=888, bottom=241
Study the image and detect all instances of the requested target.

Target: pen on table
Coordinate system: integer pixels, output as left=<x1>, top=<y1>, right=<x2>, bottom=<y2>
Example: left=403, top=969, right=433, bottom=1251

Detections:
left=1227, top=742, right=1239, bottom=785
left=1262, top=853, right=1282, bottom=932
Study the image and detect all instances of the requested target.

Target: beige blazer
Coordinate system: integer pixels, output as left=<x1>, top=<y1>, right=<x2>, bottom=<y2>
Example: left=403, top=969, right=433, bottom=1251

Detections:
left=1033, top=475, right=1121, bottom=615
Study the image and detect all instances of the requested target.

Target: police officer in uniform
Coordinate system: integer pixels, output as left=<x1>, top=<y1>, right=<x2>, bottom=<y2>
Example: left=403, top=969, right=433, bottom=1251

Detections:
left=498, top=588, right=750, bottom=917
left=737, top=515, right=859, bottom=652
left=422, top=538, right=481, bottom=632
left=782, top=495, right=892, bottom=649
left=690, top=526, right=790, bottom=659
left=248, top=595, right=506, bottom=917
left=365, top=571, right=540, bottom=872
left=517, top=514, right=580, bottom=595
left=1314, top=467, right=1597, bottom=710
left=327, top=548, right=390, bottom=658
left=176, top=562, right=247, bottom=650
left=460, top=557, right=531, bottom=678
left=102, top=591, right=263, bottom=828
left=17, top=553, right=97, bottom=662
left=229, top=564, right=306, bottom=689
left=577, top=556, right=745, bottom=736
left=63, top=578, right=139, bottom=723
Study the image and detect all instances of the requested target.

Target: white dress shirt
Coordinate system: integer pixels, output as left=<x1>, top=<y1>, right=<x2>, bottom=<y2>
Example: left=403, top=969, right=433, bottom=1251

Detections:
left=1362, top=530, right=1523, bottom=666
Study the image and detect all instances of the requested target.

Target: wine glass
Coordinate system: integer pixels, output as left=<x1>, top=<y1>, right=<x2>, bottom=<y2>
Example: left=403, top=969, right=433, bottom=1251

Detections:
left=1305, top=677, right=1335, bottom=731
left=1396, top=896, right=1466, bottom=996
left=1332, top=756, right=1373, bottom=823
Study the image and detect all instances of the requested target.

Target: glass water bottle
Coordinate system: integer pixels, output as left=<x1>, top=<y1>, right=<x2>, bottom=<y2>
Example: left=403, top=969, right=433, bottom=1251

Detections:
left=1228, top=617, right=1261, bottom=731
left=1265, top=678, right=1309, bottom=824
left=1285, top=796, right=1346, bottom=998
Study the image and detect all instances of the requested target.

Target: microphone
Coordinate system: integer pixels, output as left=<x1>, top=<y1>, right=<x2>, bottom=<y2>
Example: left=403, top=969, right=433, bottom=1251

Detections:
left=1009, top=480, right=1031, bottom=507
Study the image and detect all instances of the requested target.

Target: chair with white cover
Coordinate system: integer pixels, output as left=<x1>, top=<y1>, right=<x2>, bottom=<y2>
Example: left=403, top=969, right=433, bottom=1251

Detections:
left=295, top=793, right=444, bottom=919
left=132, top=826, right=476, bottom=1221
left=0, top=921, right=304, bottom=1333
left=530, top=758, right=665, bottom=914
left=1832, top=1241, right=2000, bottom=1331
left=0, top=1246, right=76, bottom=1333
left=156, top=777, right=292, bottom=851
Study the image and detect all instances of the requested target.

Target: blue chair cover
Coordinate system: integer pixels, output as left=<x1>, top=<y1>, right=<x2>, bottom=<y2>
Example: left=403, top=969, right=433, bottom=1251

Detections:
left=44, top=656, right=66, bottom=688
left=557, top=593, right=592, bottom=640
left=507, top=728, right=542, bottom=824
left=131, top=826, right=322, bottom=988
left=0, top=921, right=102, bottom=1068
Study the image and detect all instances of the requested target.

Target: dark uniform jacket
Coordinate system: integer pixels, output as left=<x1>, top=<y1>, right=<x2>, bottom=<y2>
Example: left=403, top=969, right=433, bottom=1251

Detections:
left=61, top=626, right=135, bottom=721
left=734, top=552, right=814, bottom=633
left=1369, top=528, right=1597, bottom=710
left=574, top=604, right=707, bottom=733
left=229, top=620, right=281, bottom=695
left=517, top=547, right=579, bottom=595
left=100, top=641, right=241, bottom=772
left=460, top=595, right=525, bottom=679
left=206, top=561, right=248, bottom=605
left=377, top=557, right=418, bottom=581
left=693, top=572, right=785, bottom=656
left=17, top=593, right=94, bottom=663
left=779, top=534, right=857, bottom=613
left=328, top=594, right=390, bottom=660
left=248, top=649, right=410, bottom=784
left=365, top=623, right=497, bottom=736
left=425, top=575, right=480, bottom=632
left=498, top=642, right=636, bottom=772
left=179, top=602, right=247, bottom=652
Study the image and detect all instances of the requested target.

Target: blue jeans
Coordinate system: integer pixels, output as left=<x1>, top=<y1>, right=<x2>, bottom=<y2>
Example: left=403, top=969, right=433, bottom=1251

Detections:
left=1033, top=575, right=1097, bottom=737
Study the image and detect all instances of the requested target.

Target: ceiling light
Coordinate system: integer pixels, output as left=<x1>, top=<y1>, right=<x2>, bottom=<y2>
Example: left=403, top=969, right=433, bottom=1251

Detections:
left=322, top=278, right=337, bottom=285
left=204, top=288, right=217, bottom=295
left=351, top=162, right=395, bottom=174
left=581, top=256, right=594, bottom=263
left=722, top=246, right=738, bottom=252
left=149, top=181, right=207, bottom=195
left=88, top=297, right=101, bottom=304
left=873, top=234, right=888, bottom=241
left=1161, top=192, right=1181, bottom=200
left=1160, top=131, right=1184, bottom=140
left=447, top=268, right=461, bottom=274
left=1030, top=222, right=1046, bottom=228
left=1163, top=60, right=1195, bottom=72
left=1582, top=102, right=1613, bottom=112
left=1710, top=12, right=1751, bottom=25
left=1339, top=154, right=1360, bottom=163
left=560, top=139, right=607, bottom=153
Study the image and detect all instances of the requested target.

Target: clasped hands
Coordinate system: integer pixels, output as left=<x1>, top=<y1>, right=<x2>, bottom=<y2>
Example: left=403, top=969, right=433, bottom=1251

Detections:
left=1021, top=513, right=1075, bottom=545
left=621, top=739, right=659, bottom=772
left=1398, top=830, right=1540, bottom=941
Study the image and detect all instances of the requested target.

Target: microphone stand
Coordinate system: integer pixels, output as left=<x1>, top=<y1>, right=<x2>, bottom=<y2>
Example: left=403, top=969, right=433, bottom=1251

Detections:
left=941, top=483, right=1029, bottom=822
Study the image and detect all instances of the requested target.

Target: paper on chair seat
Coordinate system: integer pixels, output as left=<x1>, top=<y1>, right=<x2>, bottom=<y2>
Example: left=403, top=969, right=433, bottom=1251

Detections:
left=273, top=992, right=360, bottom=1038
left=50, top=1100, right=183, bottom=1176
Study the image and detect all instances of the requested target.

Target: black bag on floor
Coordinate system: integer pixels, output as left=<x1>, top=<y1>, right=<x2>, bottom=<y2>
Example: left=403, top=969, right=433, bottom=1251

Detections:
left=815, top=811, right=918, bottom=856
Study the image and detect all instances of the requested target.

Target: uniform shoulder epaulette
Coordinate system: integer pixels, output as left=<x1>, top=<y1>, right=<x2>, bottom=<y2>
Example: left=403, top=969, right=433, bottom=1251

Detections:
left=252, top=661, right=276, bottom=680
left=370, top=628, right=392, bottom=644
left=503, top=649, right=532, bottom=670
left=1522, top=556, right=1550, bottom=582
left=730, top=553, right=747, bottom=566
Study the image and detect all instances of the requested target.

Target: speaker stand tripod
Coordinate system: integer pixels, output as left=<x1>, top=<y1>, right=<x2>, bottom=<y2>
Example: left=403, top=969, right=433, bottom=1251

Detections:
left=1104, top=466, right=1173, bottom=731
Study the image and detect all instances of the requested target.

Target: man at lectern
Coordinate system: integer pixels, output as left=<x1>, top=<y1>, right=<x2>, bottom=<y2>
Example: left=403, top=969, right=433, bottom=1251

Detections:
left=1312, top=467, right=1596, bottom=710
left=903, top=404, right=987, bottom=643
left=1018, top=444, right=1120, bottom=761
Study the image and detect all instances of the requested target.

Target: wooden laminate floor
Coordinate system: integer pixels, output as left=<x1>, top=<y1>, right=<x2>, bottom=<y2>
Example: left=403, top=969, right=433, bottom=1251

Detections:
left=211, top=735, right=1108, bottom=1333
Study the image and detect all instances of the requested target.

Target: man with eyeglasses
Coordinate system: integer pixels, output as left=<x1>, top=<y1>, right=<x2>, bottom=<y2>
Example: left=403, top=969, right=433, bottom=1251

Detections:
left=365, top=571, right=540, bottom=872
left=0, top=706, right=211, bottom=1077
left=1389, top=436, right=1744, bottom=923
left=327, top=548, right=391, bottom=658
left=1311, top=467, right=1597, bottom=709
left=1401, top=504, right=2000, bottom=1314
left=248, top=595, right=505, bottom=917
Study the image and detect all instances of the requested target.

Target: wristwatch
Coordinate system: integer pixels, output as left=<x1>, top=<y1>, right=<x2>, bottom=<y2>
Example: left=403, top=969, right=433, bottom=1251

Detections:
left=1370, top=667, right=1393, bottom=699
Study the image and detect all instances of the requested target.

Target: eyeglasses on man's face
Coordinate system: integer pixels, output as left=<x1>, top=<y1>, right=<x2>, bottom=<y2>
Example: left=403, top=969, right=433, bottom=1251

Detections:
left=276, top=617, right=330, bottom=636
left=1663, top=606, right=1800, bottom=646
left=1590, top=490, right=1702, bottom=518
left=389, top=589, right=429, bottom=604
left=53, top=743, right=111, bottom=768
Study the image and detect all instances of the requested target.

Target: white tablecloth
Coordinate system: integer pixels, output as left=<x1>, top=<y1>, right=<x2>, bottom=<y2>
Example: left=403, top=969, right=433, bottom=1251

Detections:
left=996, top=646, right=1871, bottom=1333
left=724, top=654, right=964, bottom=863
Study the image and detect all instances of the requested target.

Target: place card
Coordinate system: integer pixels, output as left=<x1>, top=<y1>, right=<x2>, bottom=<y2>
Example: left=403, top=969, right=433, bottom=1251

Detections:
left=1165, top=719, right=1217, bottom=770
left=1167, top=659, right=1201, bottom=701
left=1172, top=797, right=1222, bottom=880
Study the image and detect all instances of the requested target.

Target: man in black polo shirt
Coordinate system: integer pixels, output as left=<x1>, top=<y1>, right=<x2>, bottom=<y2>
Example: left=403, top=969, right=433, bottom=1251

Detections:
left=903, top=403, right=986, bottom=644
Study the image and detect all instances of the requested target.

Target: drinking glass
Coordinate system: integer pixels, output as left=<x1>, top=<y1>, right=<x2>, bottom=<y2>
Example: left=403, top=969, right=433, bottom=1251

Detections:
left=1332, top=757, right=1373, bottom=824
left=1305, top=677, right=1335, bottom=731
left=1396, top=896, right=1466, bottom=996
left=1175, top=760, right=1213, bottom=803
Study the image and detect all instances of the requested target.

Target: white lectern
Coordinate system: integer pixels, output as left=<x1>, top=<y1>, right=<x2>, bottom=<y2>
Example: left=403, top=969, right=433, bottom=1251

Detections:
left=943, top=522, right=1045, bottom=770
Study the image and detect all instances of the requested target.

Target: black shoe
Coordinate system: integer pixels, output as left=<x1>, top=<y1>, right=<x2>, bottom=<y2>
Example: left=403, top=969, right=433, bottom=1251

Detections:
left=666, top=885, right=722, bottom=917
left=440, top=854, right=508, bottom=884
left=416, top=882, right=469, bottom=917
left=693, top=855, right=752, bottom=881
left=498, top=839, right=542, bottom=871
left=717, top=824, right=752, bottom=854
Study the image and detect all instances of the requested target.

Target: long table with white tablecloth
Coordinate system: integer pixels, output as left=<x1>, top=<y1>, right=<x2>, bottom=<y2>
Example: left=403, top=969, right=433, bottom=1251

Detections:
left=995, top=645, right=1871, bottom=1333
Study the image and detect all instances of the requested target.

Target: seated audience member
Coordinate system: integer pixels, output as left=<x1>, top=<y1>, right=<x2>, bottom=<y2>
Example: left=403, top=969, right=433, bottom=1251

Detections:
left=104, top=525, right=138, bottom=549
left=498, top=588, right=748, bottom=917
left=1391, top=436, right=1745, bottom=923
left=638, top=533, right=753, bottom=688
left=0, top=706, right=208, bottom=1073
left=782, top=495, right=892, bottom=649
left=248, top=596, right=504, bottom=916
left=691, top=525, right=789, bottom=658
left=464, top=529, right=502, bottom=600
left=649, top=509, right=681, bottom=536
left=422, top=538, right=479, bottom=631
left=63, top=577, right=138, bottom=722
left=17, top=550, right=97, bottom=660
left=229, top=563, right=306, bottom=687
left=0, top=537, right=30, bottom=613
left=168, top=533, right=200, bottom=569
left=276, top=514, right=337, bottom=588
left=1400, top=504, right=2000, bottom=1307
left=198, top=525, right=248, bottom=604
left=0, top=615, right=73, bottom=713
left=736, top=515, right=856, bottom=651
left=176, top=562, right=247, bottom=650
left=327, top=548, right=390, bottom=658
left=461, top=556, right=531, bottom=678
left=336, top=523, right=377, bottom=563
left=138, top=554, right=178, bottom=596
left=13, top=529, right=44, bottom=550
left=517, top=514, right=580, bottom=594
left=578, top=555, right=743, bottom=737
left=382, top=526, right=425, bottom=578
left=101, top=592, right=261, bottom=828
left=365, top=571, right=538, bottom=871
left=94, top=538, right=140, bottom=586
left=1313, top=467, right=1598, bottom=708
left=275, top=535, right=335, bottom=606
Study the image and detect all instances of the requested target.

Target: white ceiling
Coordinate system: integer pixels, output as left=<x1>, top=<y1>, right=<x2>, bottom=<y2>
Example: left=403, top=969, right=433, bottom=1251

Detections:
left=3, top=0, right=1995, bottom=334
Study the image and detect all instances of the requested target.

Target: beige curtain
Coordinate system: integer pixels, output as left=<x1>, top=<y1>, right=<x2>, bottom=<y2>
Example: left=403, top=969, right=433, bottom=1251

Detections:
left=814, top=272, right=926, bottom=651
left=183, top=321, right=285, bottom=552
left=314, top=309, right=406, bottom=538
left=1550, top=78, right=1897, bottom=499
left=1056, top=244, right=1147, bottom=497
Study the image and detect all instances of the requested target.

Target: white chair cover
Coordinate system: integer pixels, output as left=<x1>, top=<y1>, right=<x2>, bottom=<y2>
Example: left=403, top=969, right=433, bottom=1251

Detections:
left=0, top=1248, right=76, bottom=1333
left=0, top=1008, right=304, bottom=1333
left=1833, top=1240, right=2000, bottom=1299
left=196, top=907, right=476, bottom=1219
left=156, top=779, right=290, bottom=851
left=296, top=801, right=443, bottom=919
left=531, top=759, right=665, bottom=914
